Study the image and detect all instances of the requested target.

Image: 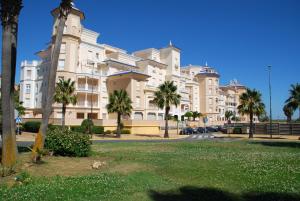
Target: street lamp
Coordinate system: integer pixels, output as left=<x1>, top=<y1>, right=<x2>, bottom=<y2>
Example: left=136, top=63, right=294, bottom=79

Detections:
left=268, top=65, right=272, bottom=138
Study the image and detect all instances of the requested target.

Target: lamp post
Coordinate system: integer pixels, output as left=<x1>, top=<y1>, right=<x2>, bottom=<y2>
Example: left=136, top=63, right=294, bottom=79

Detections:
left=268, top=65, right=272, bottom=138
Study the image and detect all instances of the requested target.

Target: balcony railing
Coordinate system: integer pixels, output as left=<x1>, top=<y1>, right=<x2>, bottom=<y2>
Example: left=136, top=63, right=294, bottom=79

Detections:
left=77, top=101, right=99, bottom=108
left=77, top=84, right=99, bottom=92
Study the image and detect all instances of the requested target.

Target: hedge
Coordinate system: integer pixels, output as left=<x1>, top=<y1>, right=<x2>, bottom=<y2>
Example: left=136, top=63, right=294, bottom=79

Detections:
left=70, top=126, right=85, bottom=133
left=45, top=128, right=91, bottom=157
left=23, top=121, right=41, bottom=133
left=92, top=126, right=104, bottom=134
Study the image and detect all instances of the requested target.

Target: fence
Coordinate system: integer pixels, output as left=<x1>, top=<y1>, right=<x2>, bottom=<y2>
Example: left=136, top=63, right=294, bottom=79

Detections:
left=226, top=123, right=300, bottom=135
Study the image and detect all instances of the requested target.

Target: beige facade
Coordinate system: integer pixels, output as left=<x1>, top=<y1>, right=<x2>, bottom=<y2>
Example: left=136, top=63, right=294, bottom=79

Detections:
left=20, top=5, right=250, bottom=130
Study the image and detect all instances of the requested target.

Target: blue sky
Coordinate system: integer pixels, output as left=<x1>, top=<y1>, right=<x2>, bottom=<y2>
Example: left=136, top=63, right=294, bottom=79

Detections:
left=1, top=0, right=300, bottom=119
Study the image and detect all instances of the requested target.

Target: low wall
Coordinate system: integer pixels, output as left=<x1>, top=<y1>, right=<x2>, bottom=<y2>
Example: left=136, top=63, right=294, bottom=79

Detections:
left=22, top=118, right=161, bottom=135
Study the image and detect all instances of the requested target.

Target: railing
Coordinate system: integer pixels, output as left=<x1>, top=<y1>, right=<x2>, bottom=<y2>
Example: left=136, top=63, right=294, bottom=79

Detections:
left=225, top=123, right=300, bottom=135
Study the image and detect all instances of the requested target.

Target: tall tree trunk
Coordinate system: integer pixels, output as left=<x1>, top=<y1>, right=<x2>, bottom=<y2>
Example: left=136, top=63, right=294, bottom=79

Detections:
left=116, top=112, right=121, bottom=138
left=1, top=22, right=18, bottom=172
left=164, top=106, right=170, bottom=138
left=32, top=16, right=67, bottom=161
left=249, top=112, right=253, bottom=138
left=288, top=116, right=292, bottom=134
left=62, top=103, right=66, bottom=128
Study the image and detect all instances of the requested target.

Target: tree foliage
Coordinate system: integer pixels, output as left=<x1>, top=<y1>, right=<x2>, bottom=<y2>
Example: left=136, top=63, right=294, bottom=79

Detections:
left=152, top=81, right=181, bottom=138
left=106, top=89, right=132, bottom=137
left=238, top=88, right=265, bottom=138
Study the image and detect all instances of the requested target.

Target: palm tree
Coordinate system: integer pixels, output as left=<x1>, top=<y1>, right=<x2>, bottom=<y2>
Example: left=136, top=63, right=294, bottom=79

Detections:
left=0, top=0, right=23, bottom=172
left=192, top=111, right=202, bottom=121
left=152, top=81, right=181, bottom=138
left=283, top=103, right=294, bottom=123
left=225, top=111, right=233, bottom=124
left=238, top=88, right=265, bottom=138
left=106, top=90, right=132, bottom=138
left=54, top=78, right=77, bottom=128
left=285, top=83, right=300, bottom=119
left=32, top=0, right=73, bottom=161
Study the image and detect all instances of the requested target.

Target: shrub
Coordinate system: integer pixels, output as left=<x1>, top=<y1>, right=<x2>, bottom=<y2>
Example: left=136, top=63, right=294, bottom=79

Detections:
left=233, top=127, right=242, bottom=134
left=70, top=126, right=85, bottom=133
left=45, top=128, right=91, bottom=157
left=81, top=119, right=94, bottom=133
left=122, top=129, right=131, bottom=134
left=92, top=126, right=104, bottom=134
left=113, top=129, right=131, bottom=134
left=104, top=130, right=112, bottom=134
left=48, top=124, right=63, bottom=131
left=23, top=121, right=41, bottom=133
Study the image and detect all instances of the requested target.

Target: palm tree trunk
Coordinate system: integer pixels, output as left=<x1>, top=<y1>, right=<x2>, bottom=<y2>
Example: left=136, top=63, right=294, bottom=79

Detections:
left=249, top=113, right=253, bottom=138
left=1, top=21, right=18, bottom=173
left=117, top=112, right=121, bottom=138
left=164, top=106, right=170, bottom=138
left=32, top=15, right=67, bottom=161
left=62, top=103, right=66, bottom=128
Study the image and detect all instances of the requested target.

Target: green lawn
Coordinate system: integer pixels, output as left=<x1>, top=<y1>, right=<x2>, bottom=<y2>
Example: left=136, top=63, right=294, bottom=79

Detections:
left=0, top=140, right=300, bottom=201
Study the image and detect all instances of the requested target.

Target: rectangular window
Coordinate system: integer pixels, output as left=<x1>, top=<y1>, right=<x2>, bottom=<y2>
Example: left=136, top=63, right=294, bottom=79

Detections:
left=209, top=98, right=212, bottom=105
left=208, top=88, right=212, bottom=95
left=208, top=79, right=212, bottom=85
left=76, top=113, right=84, bottom=119
left=58, top=59, right=65, bottom=69
left=26, top=70, right=32, bottom=79
left=96, top=53, right=99, bottom=59
left=136, top=96, right=140, bottom=107
left=26, top=84, right=31, bottom=94
left=60, top=43, right=66, bottom=53
left=25, top=98, right=30, bottom=107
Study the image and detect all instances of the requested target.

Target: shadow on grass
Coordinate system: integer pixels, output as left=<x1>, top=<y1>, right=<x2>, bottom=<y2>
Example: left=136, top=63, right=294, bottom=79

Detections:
left=149, top=186, right=300, bottom=201
left=249, top=141, right=300, bottom=148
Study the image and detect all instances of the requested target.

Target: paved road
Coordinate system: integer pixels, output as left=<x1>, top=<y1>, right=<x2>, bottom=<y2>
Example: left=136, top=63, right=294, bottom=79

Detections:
left=0, top=133, right=237, bottom=147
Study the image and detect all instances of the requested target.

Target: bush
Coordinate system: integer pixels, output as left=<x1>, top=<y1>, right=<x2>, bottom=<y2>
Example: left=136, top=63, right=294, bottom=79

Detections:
left=113, top=129, right=131, bottom=134
left=45, top=128, right=91, bottom=157
left=104, top=130, right=112, bottom=134
left=23, top=121, right=41, bottom=133
left=81, top=119, right=94, bottom=133
left=233, top=127, right=242, bottom=134
left=92, top=126, right=104, bottom=134
left=48, top=124, right=63, bottom=131
left=122, top=129, right=131, bottom=134
left=70, top=126, right=85, bottom=133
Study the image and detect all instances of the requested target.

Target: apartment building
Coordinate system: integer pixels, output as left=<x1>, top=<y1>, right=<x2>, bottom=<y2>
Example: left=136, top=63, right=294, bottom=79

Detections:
left=19, top=4, right=249, bottom=126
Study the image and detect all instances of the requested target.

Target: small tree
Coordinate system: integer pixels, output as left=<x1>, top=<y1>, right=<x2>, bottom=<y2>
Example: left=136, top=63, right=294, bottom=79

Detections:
left=106, top=90, right=132, bottom=138
left=54, top=78, right=77, bottom=128
left=283, top=103, right=294, bottom=123
left=152, top=81, right=181, bottom=138
left=225, top=111, right=233, bottom=124
left=285, top=83, right=300, bottom=119
left=184, top=111, right=193, bottom=121
left=238, top=88, right=265, bottom=138
left=192, top=111, right=201, bottom=121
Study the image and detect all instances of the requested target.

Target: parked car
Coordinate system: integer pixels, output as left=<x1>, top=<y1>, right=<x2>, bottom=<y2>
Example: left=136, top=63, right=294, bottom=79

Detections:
left=195, top=127, right=206, bottom=133
left=217, top=126, right=227, bottom=133
left=206, top=126, right=218, bottom=133
left=179, top=127, right=195, bottom=135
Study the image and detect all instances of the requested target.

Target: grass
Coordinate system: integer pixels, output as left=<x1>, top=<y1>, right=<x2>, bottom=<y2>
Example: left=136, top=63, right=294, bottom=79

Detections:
left=0, top=140, right=300, bottom=201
